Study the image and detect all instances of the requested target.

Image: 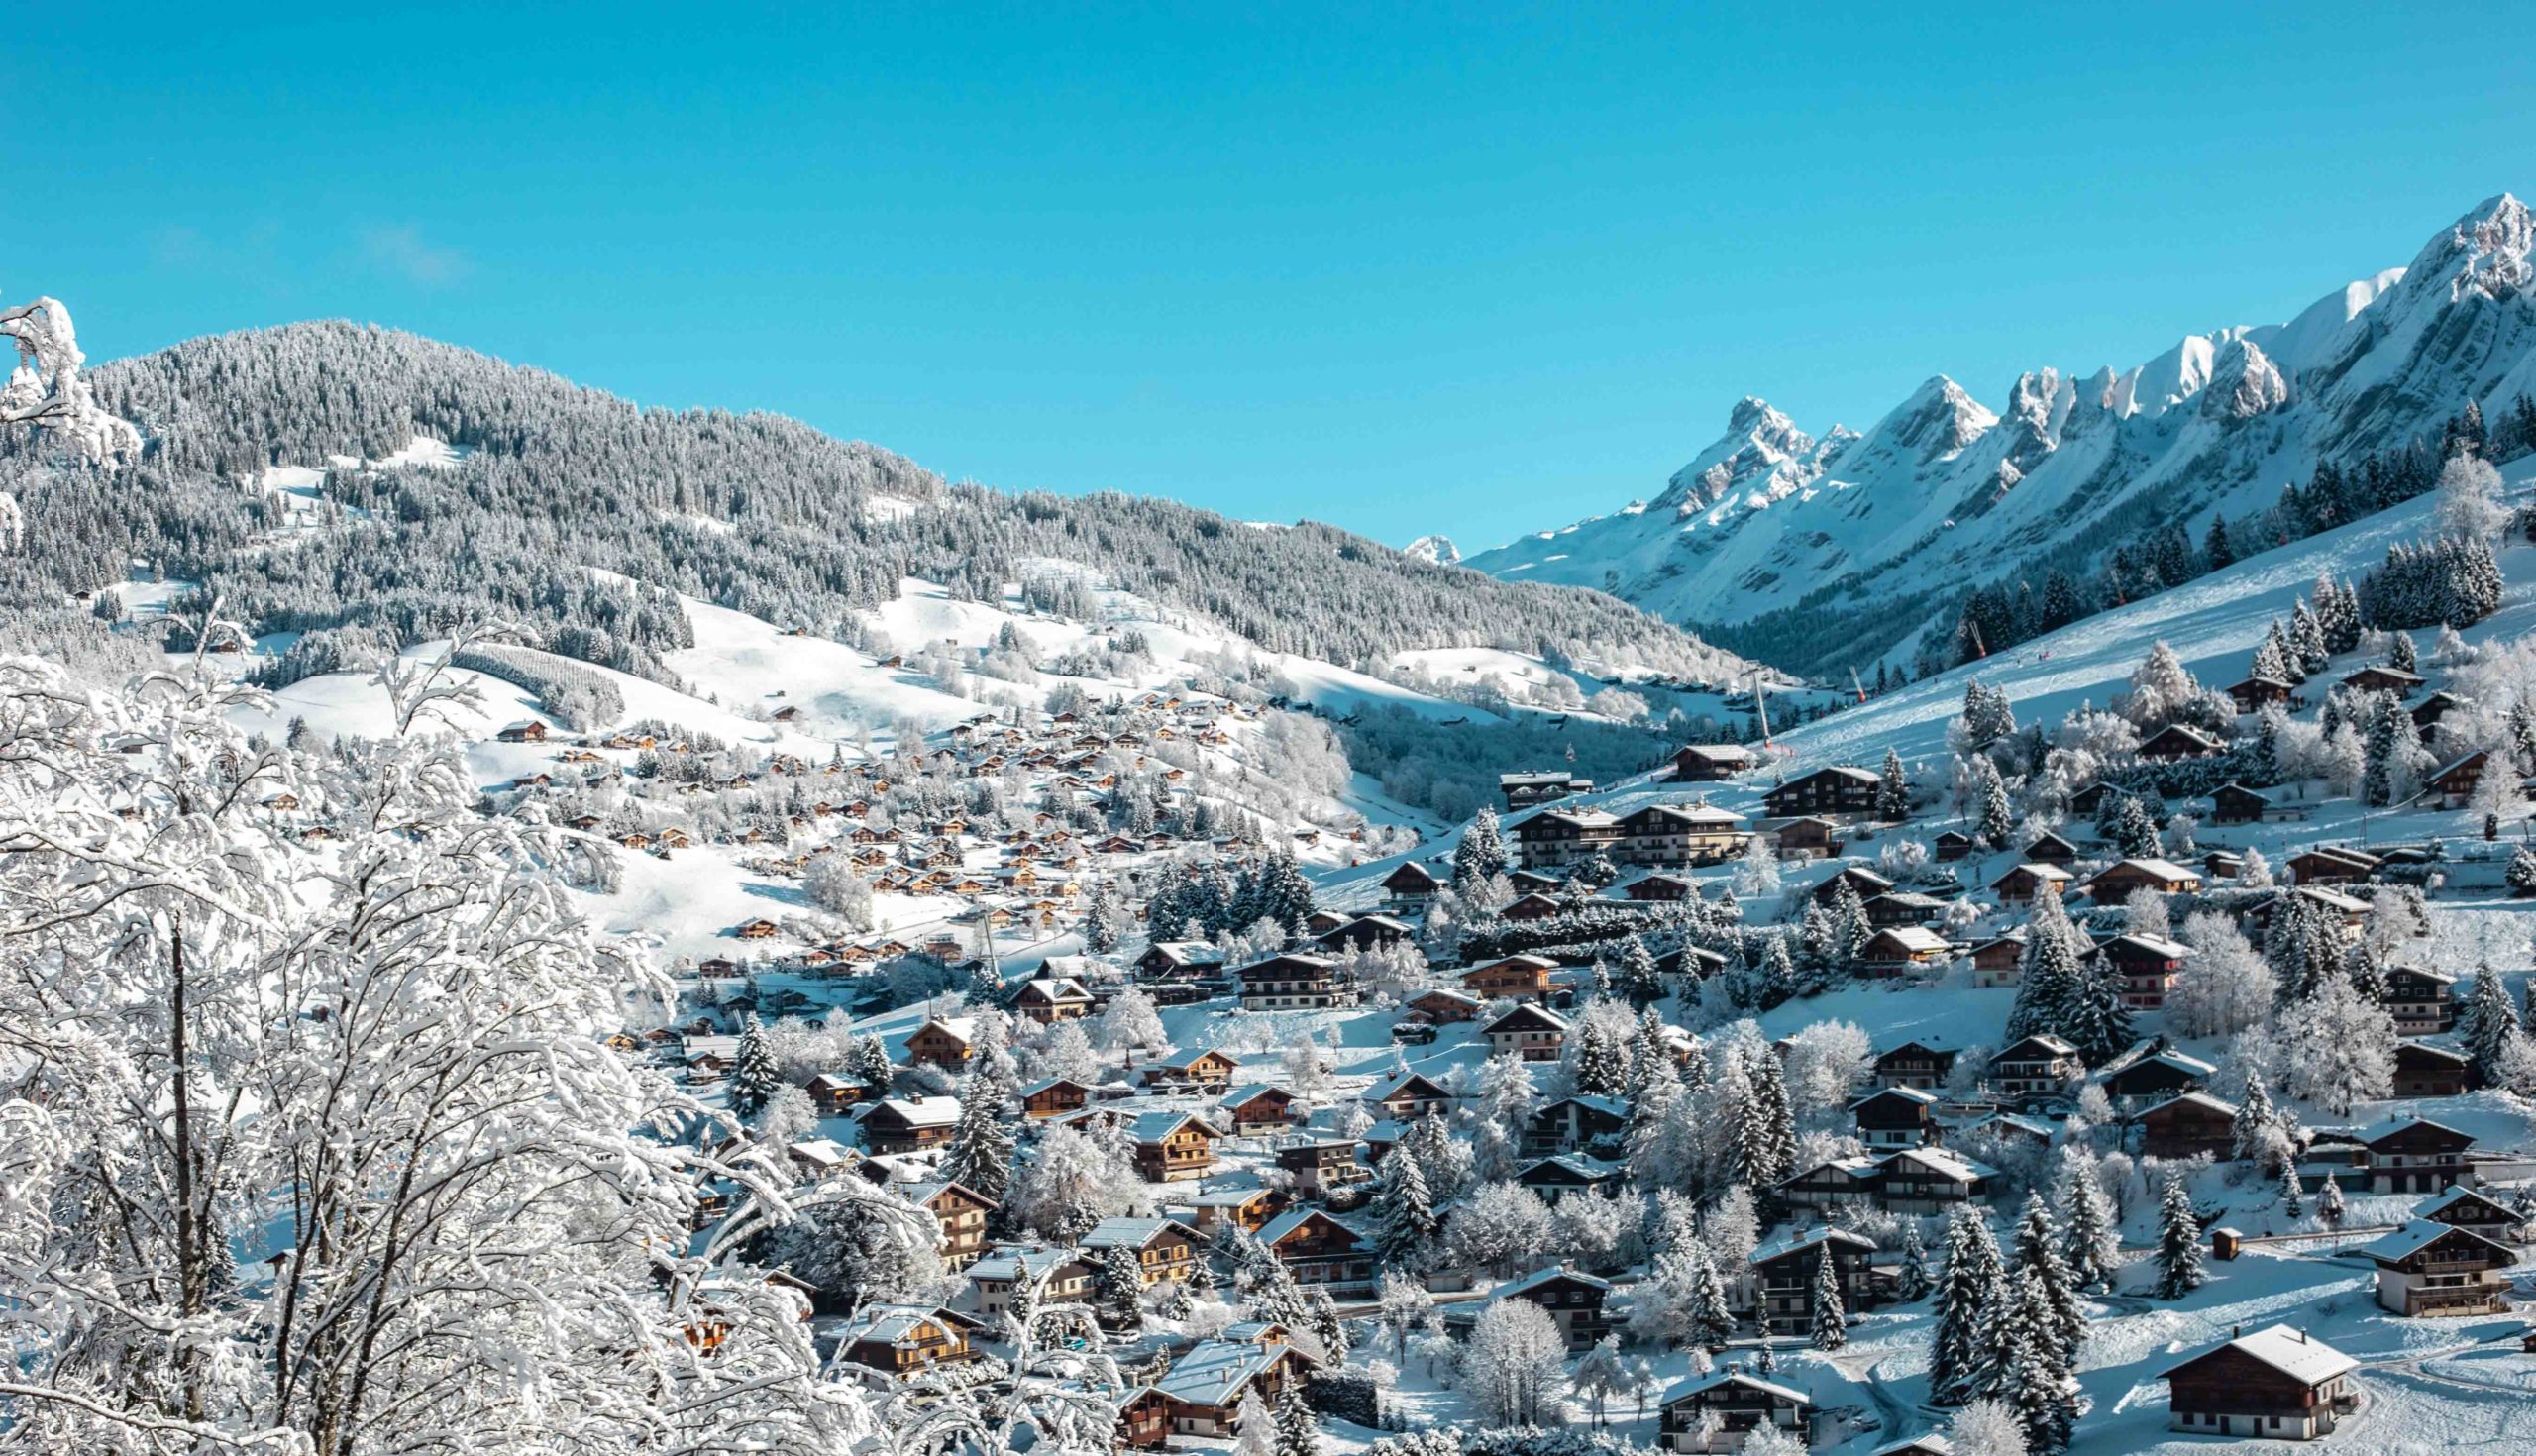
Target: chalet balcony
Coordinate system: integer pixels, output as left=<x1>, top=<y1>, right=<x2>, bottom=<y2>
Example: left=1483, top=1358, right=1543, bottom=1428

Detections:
left=2405, top=1285, right=2506, bottom=1316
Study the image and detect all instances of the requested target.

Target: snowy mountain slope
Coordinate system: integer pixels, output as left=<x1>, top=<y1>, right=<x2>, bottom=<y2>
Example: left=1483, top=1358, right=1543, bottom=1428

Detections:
left=1467, top=193, right=2536, bottom=674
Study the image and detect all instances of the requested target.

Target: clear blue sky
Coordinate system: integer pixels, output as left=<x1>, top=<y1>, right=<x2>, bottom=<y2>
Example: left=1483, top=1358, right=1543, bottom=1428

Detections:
left=28, top=5, right=2536, bottom=549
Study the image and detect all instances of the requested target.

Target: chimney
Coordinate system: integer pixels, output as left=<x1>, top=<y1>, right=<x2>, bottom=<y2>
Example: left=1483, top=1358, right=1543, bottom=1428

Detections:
left=2232, top=1325, right=2241, bottom=1338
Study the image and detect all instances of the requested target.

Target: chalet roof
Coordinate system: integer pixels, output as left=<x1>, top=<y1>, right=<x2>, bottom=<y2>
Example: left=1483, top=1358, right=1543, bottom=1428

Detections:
left=900, top=1177, right=998, bottom=1210
left=1012, top=977, right=1093, bottom=1003
left=2092, top=1042, right=2217, bottom=1082
left=1850, top=1086, right=1939, bottom=1111
left=865, top=1096, right=962, bottom=1129
left=1217, top=1084, right=1298, bottom=1111
left=1500, top=770, right=1592, bottom=787
left=2427, top=749, right=2491, bottom=784
left=1749, top=1225, right=1876, bottom=1266
left=1366, top=1071, right=1452, bottom=1102
left=1782, top=764, right=1879, bottom=786
left=2358, top=1115, right=2473, bottom=1148
left=2414, top=1184, right=2518, bottom=1218
left=1517, top=1152, right=1624, bottom=1182
left=1130, top=1110, right=1216, bottom=1144
left=1153, top=1047, right=1239, bottom=1071
left=2091, top=932, right=2191, bottom=960
left=836, top=1303, right=976, bottom=1348
left=1991, top=862, right=2072, bottom=886
left=2141, top=722, right=2222, bottom=748
left=967, top=1245, right=1085, bottom=1282
left=1181, top=1186, right=1276, bottom=1208
left=1876, top=1036, right=1959, bottom=1058
left=1080, top=1216, right=1202, bottom=1251
left=2359, top=1218, right=2514, bottom=1264
left=1992, top=1033, right=2078, bottom=1060
left=1382, top=860, right=1443, bottom=887
left=1145, top=940, right=1227, bottom=966
left=1534, top=1093, right=1631, bottom=1122
left=1660, top=1369, right=1812, bottom=1407
left=1631, top=800, right=1747, bottom=827
left=1255, top=1205, right=1366, bottom=1248
left=1864, top=926, right=1951, bottom=955
left=1154, top=1337, right=1311, bottom=1404
left=1484, top=1004, right=1569, bottom=1034
left=1496, top=1265, right=1613, bottom=1298
left=2158, top=1323, right=2358, bottom=1387
left=913, top=1015, right=979, bottom=1043
left=2393, top=1039, right=2472, bottom=1066
left=1877, top=1146, right=1996, bottom=1184
left=2084, top=857, right=2201, bottom=885
left=2137, top=1092, right=2239, bottom=1120
left=1779, top=1154, right=1881, bottom=1186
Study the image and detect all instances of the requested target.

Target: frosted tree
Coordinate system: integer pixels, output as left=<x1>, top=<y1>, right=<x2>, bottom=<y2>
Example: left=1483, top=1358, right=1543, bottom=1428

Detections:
left=1475, top=1051, right=1540, bottom=1137
left=1743, top=1423, right=1807, bottom=1456
left=945, top=1071, right=1018, bottom=1200
left=2435, top=452, right=2509, bottom=543
left=2006, top=891, right=2083, bottom=1043
left=1929, top=1208, right=2005, bottom=1404
left=730, top=1012, right=784, bottom=1114
left=1808, top=1245, right=1848, bottom=1350
left=0, top=294, right=139, bottom=545
left=1095, top=984, right=1167, bottom=1052
left=1230, top=1391, right=1277, bottom=1456
left=2012, top=1194, right=2085, bottom=1375
left=1998, top=1268, right=2078, bottom=1455
left=2319, top=1170, right=2346, bottom=1227
left=1572, top=1335, right=1628, bottom=1425
left=2055, top=1148, right=2120, bottom=1293
left=1376, top=1270, right=1433, bottom=1360
left=1946, top=1399, right=2033, bottom=1456
left=1897, top=1218, right=1933, bottom=1300
left=2121, top=641, right=2200, bottom=729
left=2280, top=977, right=2395, bottom=1116
left=1445, top=1182, right=1552, bottom=1278
left=2458, top=963, right=2523, bottom=1085
left=802, top=853, right=878, bottom=928
left=1271, top=1381, right=1321, bottom=1456
left=2169, top=910, right=2277, bottom=1038
left=1877, top=746, right=1912, bottom=819
left=1453, top=807, right=1510, bottom=890
left=1081, top=884, right=1122, bottom=952
left=1461, top=1299, right=1566, bottom=1426
left=1368, top=1138, right=1440, bottom=1272
left=2153, top=1172, right=2206, bottom=1300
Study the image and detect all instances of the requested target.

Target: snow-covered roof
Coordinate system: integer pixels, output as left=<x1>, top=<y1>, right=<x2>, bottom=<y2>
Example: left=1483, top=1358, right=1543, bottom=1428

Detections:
left=2357, top=1115, right=2472, bottom=1146
left=1153, top=1338, right=1302, bottom=1403
left=867, top=1095, right=962, bottom=1128
left=2360, top=1219, right=2513, bottom=1264
left=1217, top=1084, right=1297, bottom=1110
left=1660, top=1369, right=1812, bottom=1406
left=968, top=1245, right=1084, bottom=1282
left=1080, top=1216, right=1200, bottom=1250
left=2138, top=1092, right=2238, bottom=1120
left=1849, top=1085, right=1939, bottom=1110
left=1130, top=1110, right=1215, bottom=1143
left=2415, top=1184, right=2517, bottom=1217
left=1750, top=1225, right=1876, bottom=1265
left=1256, top=1206, right=1364, bottom=1247
left=2158, top=1323, right=2358, bottom=1387
left=1878, top=1147, right=1996, bottom=1184
left=1866, top=926, right=1950, bottom=954
left=1367, top=1071, right=1450, bottom=1101
left=1496, top=1265, right=1613, bottom=1298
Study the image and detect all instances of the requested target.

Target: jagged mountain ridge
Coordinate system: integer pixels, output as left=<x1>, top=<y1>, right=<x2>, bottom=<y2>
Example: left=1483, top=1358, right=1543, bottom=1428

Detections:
left=1466, top=193, right=2536, bottom=674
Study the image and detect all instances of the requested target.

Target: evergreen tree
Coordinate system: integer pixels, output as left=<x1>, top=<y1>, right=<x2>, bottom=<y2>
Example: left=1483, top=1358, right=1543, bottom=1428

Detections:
left=2387, top=630, right=2418, bottom=674
left=847, top=1031, right=897, bottom=1090
left=728, top=1013, right=781, bottom=1116
left=2060, top=943, right=2136, bottom=1066
left=1096, top=1243, right=1145, bottom=1327
left=1754, top=933, right=1798, bottom=1008
left=1452, top=807, right=1509, bottom=891
left=2249, top=622, right=2295, bottom=683
left=2231, top=1074, right=2280, bottom=1168
left=1369, top=1138, right=1439, bottom=1271
left=2319, top=1170, right=2346, bottom=1227
left=1081, top=884, right=1121, bottom=953
left=2278, top=1160, right=2305, bottom=1219
left=2458, top=964, right=2522, bottom=1086
left=2056, top=1148, right=2119, bottom=1294
left=1734, top=1045, right=1798, bottom=1194
left=2153, top=1173, right=2206, bottom=1300
left=1305, top=1286, right=1351, bottom=1362
left=1999, top=1269, right=2078, bottom=1456
left=1897, top=1219, right=1932, bottom=1301
left=1808, top=1245, right=1848, bottom=1351
left=1878, top=747, right=1911, bottom=820
left=2204, top=515, right=2234, bottom=571
left=2006, top=892, right=2083, bottom=1044
left=1271, top=1381, right=1321, bottom=1456
left=1974, top=757, right=2014, bottom=849
left=2108, top=794, right=2160, bottom=859
left=1929, top=1209, right=2004, bottom=1405
left=1685, top=1241, right=1735, bottom=1347
left=1617, top=935, right=1663, bottom=1007
left=2013, top=1194, right=2085, bottom=1377
left=945, top=1069, right=1018, bottom=1200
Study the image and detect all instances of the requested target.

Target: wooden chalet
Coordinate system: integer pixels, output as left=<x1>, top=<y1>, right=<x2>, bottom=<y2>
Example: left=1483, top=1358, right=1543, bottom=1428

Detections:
left=2391, top=1041, right=2473, bottom=1098
left=1760, top=764, right=1880, bottom=818
left=1152, top=1336, right=1319, bottom=1438
left=1749, top=1226, right=1877, bottom=1334
left=1234, top=953, right=1346, bottom=1010
left=2227, top=675, right=2298, bottom=714
left=2360, top=1220, right=2516, bottom=1317
left=1810, top=865, right=1894, bottom=905
left=1987, top=1034, right=2082, bottom=1099
left=2022, top=829, right=2080, bottom=864
left=833, top=1304, right=984, bottom=1378
left=1873, top=1146, right=1996, bottom=1215
left=1500, top=890, right=1566, bottom=921
left=1008, top=976, right=1094, bottom=1024
left=2286, top=846, right=2381, bottom=886
left=2355, top=1117, right=2475, bottom=1195
left=2087, top=931, right=2189, bottom=1009
left=1522, top=1094, right=1630, bottom=1158
left=1968, top=928, right=2030, bottom=988
left=2159, top=1324, right=2356, bottom=1440
left=2083, top=857, right=2204, bottom=899
left=1255, top=1207, right=1376, bottom=1296
left=1316, top=913, right=1415, bottom=952
left=2341, top=664, right=2425, bottom=695
left=2425, top=749, right=2490, bottom=810
left=2092, top=1043, right=2216, bottom=1110
left=1274, top=1137, right=1369, bottom=1199
left=1771, top=816, right=1842, bottom=860
left=857, top=1096, right=961, bottom=1155
left=1141, top=1048, right=1241, bottom=1092
left=1510, top=808, right=1622, bottom=869
left=1500, top=770, right=1596, bottom=811
left=1364, top=1071, right=1453, bottom=1121
left=1615, top=800, right=1750, bottom=866
left=1871, top=1039, right=1959, bottom=1091
left=1216, top=1084, right=1302, bottom=1136
left=495, top=719, right=550, bottom=743
left=1482, top=1003, right=1568, bottom=1062
left=1461, top=953, right=1559, bottom=1002
left=2210, top=782, right=2272, bottom=825
left=2137, top=1092, right=2238, bottom=1159
left=1932, top=829, right=1976, bottom=862
left=1129, top=1111, right=1221, bottom=1182
left=901, top=1179, right=997, bottom=1268
left=1180, top=1186, right=1285, bottom=1237
left=1494, top=1266, right=1613, bottom=1347
left=1659, top=1370, right=1814, bottom=1453
left=2380, top=966, right=2458, bottom=1035
left=1672, top=742, right=1758, bottom=781
left=1858, top=926, right=1951, bottom=975
left=904, top=1016, right=977, bottom=1072
left=1081, top=1216, right=1204, bottom=1287
left=2415, top=1184, right=2527, bottom=1240
left=1990, top=863, right=2072, bottom=908
left=1404, top=987, right=1483, bottom=1024
left=1017, top=1076, right=1095, bottom=1119
left=1623, top=871, right=1702, bottom=901
left=2139, top=722, right=2224, bottom=761
left=1849, top=1086, right=1940, bottom=1148
left=1379, top=860, right=1442, bottom=908
left=1517, top=1152, right=1625, bottom=1204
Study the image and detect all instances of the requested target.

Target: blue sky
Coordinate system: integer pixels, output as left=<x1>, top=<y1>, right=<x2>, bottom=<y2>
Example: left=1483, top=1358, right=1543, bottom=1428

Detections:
left=29, top=6, right=2536, bottom=549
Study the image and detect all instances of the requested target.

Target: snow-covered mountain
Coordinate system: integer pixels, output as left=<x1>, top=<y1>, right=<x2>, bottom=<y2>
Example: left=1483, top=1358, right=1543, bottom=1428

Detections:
left=1403, top=534, right=1461, bottom=566
left=1466, top=193, right=2536, bottom=675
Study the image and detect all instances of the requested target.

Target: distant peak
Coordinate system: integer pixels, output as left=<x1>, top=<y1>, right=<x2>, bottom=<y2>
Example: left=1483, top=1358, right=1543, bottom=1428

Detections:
left=1403, top=534, right=1461, bottom=567
left=2409, top=192, right=2533, bottom=302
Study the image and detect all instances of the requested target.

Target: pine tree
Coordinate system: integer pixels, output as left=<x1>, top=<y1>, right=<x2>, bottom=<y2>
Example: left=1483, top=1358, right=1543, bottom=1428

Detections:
left=1082, top=884, right=1121, bottom=953
left=1929, top=1209, right=2004, bottom=1405
left=2250, top=622, right=2295, bottom=683
left=1617, top=935, right=1663, bottom=1007
left=2231, top=1074, right=2280, bottom=1167
left=1897, top=1219, right=1932, bottom=1300
left=728, top=1013, right=781, bottom=1116
left=2278, top=1160, right=2305, bottom=1218
left=1733, top=1045, right=1797, bottom=1193
left=1877, top=747, right=1911, bottom=820
left=1271, top=1381, right=1321, bottom=1456
left=1808, top=1245, right=1848, bottom=1351
left=1096, top=1243, right=1145, bottom=1327
left=1975, top=757, right=2014, bottom=849
left=2319, top=1170, right=2345, bottom=1227
left=1305, top=1286, right=1351, bottom=1361
left=1685, top=1241, right=1735, bottom=1347
left=2000, top=1268, right=2078, bottom=1456
left=1754, top=934, right=1798, bottom=1008
left=2459, top=964, right=2522, bottom=1086
left=2153, top=1172, right=2206, bottom=1300
left=2056, top=1148, right=2119, bottom=1293
left=2387, top=630, right=2418, bottom=674
left=2204, top=515, right=2235, bottom=571
left=847, top=1031, right=896, bottom=1090
left=2061, top=943, right=2136, bottom=1066
left=2108, top=793, right=2160, bottom=859
left=2006, top=891, right=2083, bottom=1043
left=945, top=1071, right=1018, bottom=1200
left=1369, top=1138, right=1439, bottom=1271
left=2012, top=1193, right=2086, bottom=1377
left=1452, top=807, right=1509, bottom=890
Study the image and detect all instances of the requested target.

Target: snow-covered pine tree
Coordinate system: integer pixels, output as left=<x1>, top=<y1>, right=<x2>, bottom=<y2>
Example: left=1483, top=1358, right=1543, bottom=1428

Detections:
left=2278, top=1161, right=2305, bottom=1218
left=729, top=1012, right=783, bottom=1115
left=1998, top=1268, right=2078, bottom=1456
left=2250, top=622, right=2295, bottom=684
left=1082, top=884, right=1121, bottom=952
left=1368, top=1136, right=1439, bottom=1271
left=1096, top=1243, right=1145, bottom=1327
left=2056, top=1148, right=2120, bottom=1293
left=2153, top=1172, right=2206, bottom=1300
left=2012, top=1193, right=2085, bottom=1375
left=1808, top=1245, right=1848, bottom=1351
left=2108, top=793, right=2160, bottom=859
left=1974, top=756, right=2014, bottom=849
left=1452, top=807, right=1509, bottom=890
left=2319, top=1170, right=2346, bottom=1227
left=2459, top=963, right=2522, bottom=1085
left=2060, top=943, right=2136, bottom=1066
left=1929, top=1208, right=2005, bottom=1404
left=1618, top=935, right=1663, bottom=1006
left=944, top=1070, right=1019, bottom=1200
left=1685, top=1240, right=1735, bottom=1347
left=2005, top=891, right=2082, bottom=1043
left=1897, top=1219, right=1933, bottom=1301
left=1878, top=746, right=1911, bottom=820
